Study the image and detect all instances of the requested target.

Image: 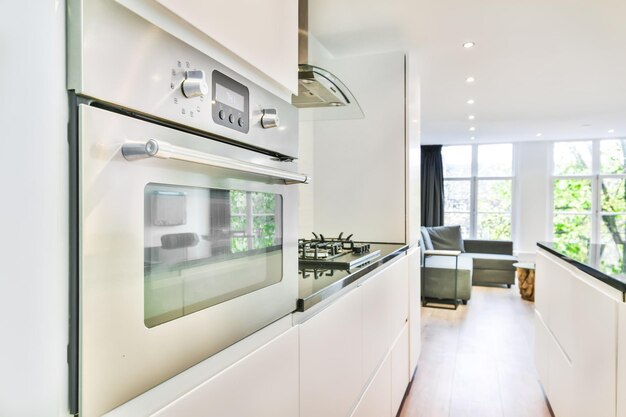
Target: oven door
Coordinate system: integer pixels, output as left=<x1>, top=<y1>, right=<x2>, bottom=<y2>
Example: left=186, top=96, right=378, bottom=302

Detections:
left=77, top=105, right=302, bottom=417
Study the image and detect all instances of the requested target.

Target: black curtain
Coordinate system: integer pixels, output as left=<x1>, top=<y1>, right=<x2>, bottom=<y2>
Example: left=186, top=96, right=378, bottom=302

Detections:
left=421, top=145, right=444, bottom=227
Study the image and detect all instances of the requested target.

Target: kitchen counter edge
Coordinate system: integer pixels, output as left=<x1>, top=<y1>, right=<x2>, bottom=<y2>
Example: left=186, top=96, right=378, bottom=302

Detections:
left=537, top=242, right=626, bottom=296
left=296, top=243, right=410, bottom=312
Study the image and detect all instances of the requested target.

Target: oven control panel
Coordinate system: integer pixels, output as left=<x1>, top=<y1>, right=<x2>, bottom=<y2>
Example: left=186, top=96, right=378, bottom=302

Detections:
left=167, top=59, right=285, bottom=138
left=74, top=0, right=298, bottom=158
left=211, top=70, right=249, bottom=133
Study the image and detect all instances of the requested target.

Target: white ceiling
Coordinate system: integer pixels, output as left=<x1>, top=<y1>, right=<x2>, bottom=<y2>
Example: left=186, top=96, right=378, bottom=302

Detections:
left=309, top=0, right=626, bottom=145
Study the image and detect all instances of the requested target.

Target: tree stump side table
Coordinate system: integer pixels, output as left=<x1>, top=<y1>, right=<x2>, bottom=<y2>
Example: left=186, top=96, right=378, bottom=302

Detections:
left=513, top=262, right=536, bottom=301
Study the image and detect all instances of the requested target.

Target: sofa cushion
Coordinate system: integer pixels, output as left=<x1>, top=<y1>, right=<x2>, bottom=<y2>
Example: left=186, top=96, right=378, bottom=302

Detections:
left=424, top=254, right=473, bottom=271
left=427, top=225, right=465, bottom=252
left=463, top=239, right=513, bottom=255
left=420, top=226, right=434, bottom=250
left=462, top=253, right=516, bottom=271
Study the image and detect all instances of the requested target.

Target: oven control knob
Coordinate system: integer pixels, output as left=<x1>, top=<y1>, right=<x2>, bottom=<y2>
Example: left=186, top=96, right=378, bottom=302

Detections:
left=260, top=108, right=280, bottom=129
left=182, top=70, right=209, bottom=98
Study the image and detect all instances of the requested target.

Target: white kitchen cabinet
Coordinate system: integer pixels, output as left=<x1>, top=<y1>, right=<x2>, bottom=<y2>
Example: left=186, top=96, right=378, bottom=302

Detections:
left=533, top=310, right=549, bottom=393
left=407, top=246, right=421, bottom=375
left=536, top=249, right=620, bottom=417
left=300, top=288, right=363, bottom=417
left=391, top=324, right=409, bottom=416
left=350, top=355, right=392, bottom=417
left=300, top=255, right=411, bottom=417
left=361, top=266, right=393, bottom=380
left=361, top=257, right=408, bottom=379
left=115, top=0, right=298, bottom=98
left=154, top=0, right=297, bottom=93
left=618, top=303, right=626, bottom=417
left=151, top=326, right=299, bottom=417
left=390, top=257, right=410, bottom=339
left=545, top=322, right=576, bottom=417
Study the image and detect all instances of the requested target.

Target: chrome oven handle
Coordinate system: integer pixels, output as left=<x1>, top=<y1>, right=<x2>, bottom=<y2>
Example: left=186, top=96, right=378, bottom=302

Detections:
left=121, top=139, right=310, bottom=185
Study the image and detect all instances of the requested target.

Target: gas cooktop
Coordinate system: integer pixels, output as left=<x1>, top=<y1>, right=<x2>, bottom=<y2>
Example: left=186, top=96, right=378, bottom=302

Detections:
left=298, top=233, right=381, bottom=269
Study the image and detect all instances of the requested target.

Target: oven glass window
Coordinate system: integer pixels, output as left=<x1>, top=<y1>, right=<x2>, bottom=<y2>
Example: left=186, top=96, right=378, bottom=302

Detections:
left=144, top=184, right=283, bottom=328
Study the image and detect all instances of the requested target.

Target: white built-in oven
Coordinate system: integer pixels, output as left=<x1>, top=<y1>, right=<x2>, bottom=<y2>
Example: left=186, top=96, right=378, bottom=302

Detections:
left=68, top=1, right=306, bottom=416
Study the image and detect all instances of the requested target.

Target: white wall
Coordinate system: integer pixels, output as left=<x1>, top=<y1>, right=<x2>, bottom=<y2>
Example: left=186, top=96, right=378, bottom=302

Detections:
left=513, top=141, right=552, bottom=261
left=405, top=52, right=421, bottom=246
left=298, top=51, right=407, bottom=243
left=0, top=2, right=68, bottom=416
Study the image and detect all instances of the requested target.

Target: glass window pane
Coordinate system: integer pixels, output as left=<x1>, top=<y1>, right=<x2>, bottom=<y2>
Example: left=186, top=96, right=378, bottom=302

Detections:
left=601, top=178, right=626, bottom=213
left=553, top=141, right=592, bottom=175
left=252, top=192, right=276, bottom=214
left=444, top=180, right=471, bottom=212
left=600, top=139, right=626, bottom=174
left=553, top=179, right=592, bottom=213
left=442, top=145, right=472, bottom=178
left=444, top=212, right=470, bottom=238
left=600, top=215, right=626, bottom=245
left=476, top=213, right=510, bottom=240
left=477, top=180, right=512, bottom=212
left=477, top=144, right=512, bottom=177
left=144, top=184, right=283, bottom=328
left=599, top=215, right=626, bottom=275
left=553, top=214, right=592, bottom=250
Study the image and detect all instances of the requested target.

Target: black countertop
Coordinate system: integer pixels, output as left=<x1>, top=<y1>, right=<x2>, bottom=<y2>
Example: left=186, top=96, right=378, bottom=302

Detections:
left=537, top=241, right=626, bottom=295
left=297, top=243, right=409, bottom=311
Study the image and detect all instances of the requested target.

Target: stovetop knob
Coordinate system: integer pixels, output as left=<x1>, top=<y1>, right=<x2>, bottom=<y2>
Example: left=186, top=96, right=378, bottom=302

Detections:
left=182, top=70, right=209, bottom=98
left=261, top=108, right=280, bottom=129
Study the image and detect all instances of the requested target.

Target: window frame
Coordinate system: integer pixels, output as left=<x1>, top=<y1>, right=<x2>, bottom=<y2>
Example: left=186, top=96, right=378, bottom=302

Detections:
left=443, top=143, right=517, bottom=241
left=550, top=139, right=626, bottom=244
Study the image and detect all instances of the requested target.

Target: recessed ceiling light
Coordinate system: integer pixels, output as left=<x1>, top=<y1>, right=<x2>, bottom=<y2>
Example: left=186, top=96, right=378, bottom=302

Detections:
left=536, top=133, right=542, bottom=137
left=466, top=76, right=475, bottom=83
left=467, top=99, right=475, bottom=105
left=470, top=136, right=476, bottom=140
left=468, top=115, right=475, bottom=120
left=469, top=127, right=476, bottom=131
left=463, top=42, right=475, bottom=49
left=608, top=129, right=615, bottom=133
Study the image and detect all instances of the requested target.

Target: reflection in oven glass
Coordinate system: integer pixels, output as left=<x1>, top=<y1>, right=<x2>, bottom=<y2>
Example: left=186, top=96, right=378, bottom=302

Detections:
left=144, top=183, right=283, bottom=328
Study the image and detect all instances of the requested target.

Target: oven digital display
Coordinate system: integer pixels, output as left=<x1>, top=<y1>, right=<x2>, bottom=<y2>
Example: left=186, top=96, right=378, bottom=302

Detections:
left=215, top=83, right=245, bottom=111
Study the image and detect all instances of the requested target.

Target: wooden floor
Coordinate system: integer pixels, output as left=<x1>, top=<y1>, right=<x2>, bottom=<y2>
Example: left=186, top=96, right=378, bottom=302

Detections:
left=399, top=285, right=553, bottom=417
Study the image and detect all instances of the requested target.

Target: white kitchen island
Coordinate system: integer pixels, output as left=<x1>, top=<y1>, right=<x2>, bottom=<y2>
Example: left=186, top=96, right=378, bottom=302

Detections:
left=535, top=243, right=626, bottom=417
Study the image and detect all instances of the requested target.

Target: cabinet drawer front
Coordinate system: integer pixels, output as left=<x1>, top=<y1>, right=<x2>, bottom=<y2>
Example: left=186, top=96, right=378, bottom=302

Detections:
left=300, top=288, right=363, bottom=417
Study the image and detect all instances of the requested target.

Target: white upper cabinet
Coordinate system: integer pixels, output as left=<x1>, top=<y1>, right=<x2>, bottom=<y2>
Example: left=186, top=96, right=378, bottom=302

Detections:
left=116, top=0, right=298, bottom=99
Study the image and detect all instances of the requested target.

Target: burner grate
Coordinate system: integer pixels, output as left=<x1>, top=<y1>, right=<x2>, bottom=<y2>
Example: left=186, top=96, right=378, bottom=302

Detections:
left=298, top=232, right=378, bottom=269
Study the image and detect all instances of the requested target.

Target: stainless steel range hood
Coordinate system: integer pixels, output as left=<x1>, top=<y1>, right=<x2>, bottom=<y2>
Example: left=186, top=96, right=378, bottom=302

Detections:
left=292, top=0, right=364, bottom=119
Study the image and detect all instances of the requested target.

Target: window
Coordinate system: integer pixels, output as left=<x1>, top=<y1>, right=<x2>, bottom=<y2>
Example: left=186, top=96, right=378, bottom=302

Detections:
left=552, top=140, right=626, bottom=271
left=230, top=190, right=280, bottom=252
left=442, top=144, right=514, bottom=240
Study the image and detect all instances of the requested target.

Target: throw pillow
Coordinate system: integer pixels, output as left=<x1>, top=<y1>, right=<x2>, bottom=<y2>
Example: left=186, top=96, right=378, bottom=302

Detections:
left=420, top=226, right=434, bottom=250
left=426, top=225, right=465, bottom=252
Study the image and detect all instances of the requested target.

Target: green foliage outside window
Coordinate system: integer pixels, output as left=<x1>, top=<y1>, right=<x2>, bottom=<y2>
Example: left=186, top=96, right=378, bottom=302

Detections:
left=553, top=140, right=626, bottom=274
left=230, top=191, right=279, bottom=253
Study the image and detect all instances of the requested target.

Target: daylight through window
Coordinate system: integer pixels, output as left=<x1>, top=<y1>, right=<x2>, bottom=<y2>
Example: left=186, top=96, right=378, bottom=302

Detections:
left=442, top=144, right=514, bottom=240
left=552, top=140, right=626, bottom=272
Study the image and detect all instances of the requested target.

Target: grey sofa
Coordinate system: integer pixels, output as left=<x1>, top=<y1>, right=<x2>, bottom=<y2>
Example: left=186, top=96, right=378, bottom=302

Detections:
left=420, top=226, right=517, bottom=305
